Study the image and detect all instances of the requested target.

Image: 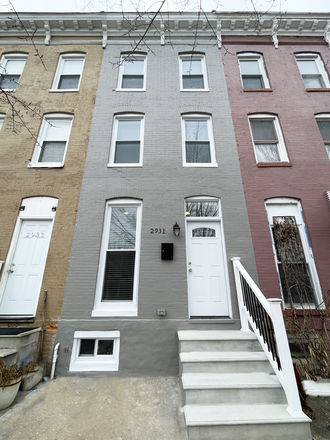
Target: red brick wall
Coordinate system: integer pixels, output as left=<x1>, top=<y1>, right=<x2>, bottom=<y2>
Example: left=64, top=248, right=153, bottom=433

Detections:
left=222, top=36, right=330, bottom=300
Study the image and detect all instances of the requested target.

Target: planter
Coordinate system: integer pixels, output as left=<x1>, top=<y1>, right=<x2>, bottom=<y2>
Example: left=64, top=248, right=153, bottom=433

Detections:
left=0, top=379, right=21, bottom=410
left=20, top=365, right=43, bottom=391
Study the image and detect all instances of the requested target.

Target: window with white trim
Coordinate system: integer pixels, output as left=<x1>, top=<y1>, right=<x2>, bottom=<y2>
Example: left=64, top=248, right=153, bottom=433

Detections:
left=265, top=198, right=321, bottom=307
left=51, top=53, right=85, bottom=91
left=108, top=114, right=144, bottom=166
left=69, top=331, right=120, bottom=372
left=92, top=199, right=142, bottom=317
left=0, top=53, right=27, bottom=91
left=0, top=114, right=5, bottom=131
left=237, top=52, right=269, bottom=89
left=179, top=54, right=209, bottom=90
left=29, top=114, right=73, bottom=168
left=182, top=114, right=217, bottom=167
left=249, top=115, right=289, bottom=163
left=295, top=53, right=330, bottom=89
left=316, top=114, right=330, bottom=160
left=117, top=54, right=146, bottom=90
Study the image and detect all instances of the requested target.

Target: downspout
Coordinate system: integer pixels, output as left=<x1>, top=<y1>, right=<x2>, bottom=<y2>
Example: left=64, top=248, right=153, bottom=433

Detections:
left=50, top=342, right=60, bottom=380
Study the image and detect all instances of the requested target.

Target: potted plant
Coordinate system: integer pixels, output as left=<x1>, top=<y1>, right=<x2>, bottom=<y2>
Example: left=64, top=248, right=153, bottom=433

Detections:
left=0, top=360, right=22, bottom=410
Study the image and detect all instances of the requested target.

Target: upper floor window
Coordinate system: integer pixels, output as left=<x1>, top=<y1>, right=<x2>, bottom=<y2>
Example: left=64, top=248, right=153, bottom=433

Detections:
left=248, top=114, right=289, bottom=164
left=237, top=52, right=269, bottom=89
left=108, top=114, right=144, bottom=167
left=295, top=53, right=330, bottom=89
left=29, top=114, right=73, bottom=168
left=117, top=55, right=146, bottom=90
left=182, top=114, right=217, bottom=167
left=179, top=54, right=208, bottom=90
left=316, top=114, right=330, bottom=160
left=51, top=53, right=85, bottom=91
left=0, top=114, right=4, bottom=131
left=0, top=53, right=27, bottom=91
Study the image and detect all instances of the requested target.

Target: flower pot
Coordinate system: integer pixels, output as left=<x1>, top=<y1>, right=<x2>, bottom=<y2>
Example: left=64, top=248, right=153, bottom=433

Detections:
left=20, top=365, right=43, bottom=391
left=0, top=379, right=21, bottom=410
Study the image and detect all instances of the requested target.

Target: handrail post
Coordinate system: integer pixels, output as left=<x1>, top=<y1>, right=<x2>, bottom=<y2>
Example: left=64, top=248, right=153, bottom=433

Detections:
left=268, top=299, right=303, bottom=416
left=231, top=257, right=249, bottom=332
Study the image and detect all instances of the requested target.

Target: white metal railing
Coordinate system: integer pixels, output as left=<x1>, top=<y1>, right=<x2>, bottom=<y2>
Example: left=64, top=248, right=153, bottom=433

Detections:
left=231, top=257, right=305, bottom=417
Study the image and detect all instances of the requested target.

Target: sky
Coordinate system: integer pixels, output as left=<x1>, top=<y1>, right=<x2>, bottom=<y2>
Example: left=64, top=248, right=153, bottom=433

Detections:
left=0, top=0, right=329, bottom=13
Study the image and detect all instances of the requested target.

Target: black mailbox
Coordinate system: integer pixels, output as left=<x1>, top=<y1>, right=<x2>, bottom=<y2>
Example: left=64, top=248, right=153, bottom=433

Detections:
left=161, top=243, right=173, bottom=260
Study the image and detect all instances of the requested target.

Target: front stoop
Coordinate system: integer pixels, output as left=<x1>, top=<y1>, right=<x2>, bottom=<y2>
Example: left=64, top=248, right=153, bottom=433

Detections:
left=178, top=330, right=312, bottom=440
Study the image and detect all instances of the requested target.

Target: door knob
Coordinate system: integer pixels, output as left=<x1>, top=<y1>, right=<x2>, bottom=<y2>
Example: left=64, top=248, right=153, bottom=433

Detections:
left=189, top=268, right=192, bottom=272
left=8, top=269, right=14, bottom=273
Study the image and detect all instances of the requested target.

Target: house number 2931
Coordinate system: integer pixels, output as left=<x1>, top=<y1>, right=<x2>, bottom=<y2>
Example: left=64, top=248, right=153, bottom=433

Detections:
left=150, top=228, right=166, bottom=234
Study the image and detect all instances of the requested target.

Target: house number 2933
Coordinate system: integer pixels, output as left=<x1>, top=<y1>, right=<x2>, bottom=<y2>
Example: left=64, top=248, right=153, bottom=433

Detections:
left=150, top=228, right=166, bottom=234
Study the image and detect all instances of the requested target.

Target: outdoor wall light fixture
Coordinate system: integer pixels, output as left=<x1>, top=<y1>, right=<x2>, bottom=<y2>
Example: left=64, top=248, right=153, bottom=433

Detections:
left=173, top=222, right=180, bottom=236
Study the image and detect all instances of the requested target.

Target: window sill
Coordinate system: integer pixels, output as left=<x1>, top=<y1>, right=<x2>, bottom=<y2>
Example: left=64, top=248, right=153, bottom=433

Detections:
left=107, top=163, right=142, bottom=168
left=183, top=163, right=218, bottom=168
left=92, top=304, right=137, bottom=317
left=49, top=89, right=79, bottom=93
left=306, top=88, right=330, bottom=92
left=243, top=88, right=273, bottom=92
left=257, top=162, right=292, bottom=167
left=116, top=88, right=146, bottom=92
left=180, top=88, right=210, bottom=92
left=284, top=308, right=327, bottom=316
left=28, top=163, right=64, bottom=168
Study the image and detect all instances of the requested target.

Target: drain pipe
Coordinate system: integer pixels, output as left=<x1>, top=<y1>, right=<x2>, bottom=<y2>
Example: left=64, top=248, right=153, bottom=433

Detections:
left=50, top=342, right=60, bottom=380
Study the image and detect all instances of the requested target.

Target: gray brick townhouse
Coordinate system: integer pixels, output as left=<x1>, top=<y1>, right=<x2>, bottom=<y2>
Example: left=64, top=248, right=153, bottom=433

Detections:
left=56, top=11, right=258, bottom=377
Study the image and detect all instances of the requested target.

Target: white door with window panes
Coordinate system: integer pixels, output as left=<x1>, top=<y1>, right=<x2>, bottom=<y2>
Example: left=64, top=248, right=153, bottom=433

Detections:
left=185, top=198, right=230, bottom=317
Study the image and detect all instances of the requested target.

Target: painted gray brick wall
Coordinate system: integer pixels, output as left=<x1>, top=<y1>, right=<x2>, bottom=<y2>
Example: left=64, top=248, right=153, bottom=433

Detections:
left=56, top=43, right=258, bottom=376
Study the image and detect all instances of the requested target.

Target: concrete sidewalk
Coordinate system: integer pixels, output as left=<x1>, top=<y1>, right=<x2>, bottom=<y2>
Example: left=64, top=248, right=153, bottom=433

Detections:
left=0, top=377, right=187, bottom=440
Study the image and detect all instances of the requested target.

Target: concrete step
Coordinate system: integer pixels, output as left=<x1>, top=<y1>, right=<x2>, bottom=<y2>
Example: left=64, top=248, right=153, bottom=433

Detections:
left=180, top=351, right=273, bottom=374
left=178, top=330, right=262, bottom=352
left=182, top=372, right=286, bottom=405
left=184, top=403, right=312, bottom=440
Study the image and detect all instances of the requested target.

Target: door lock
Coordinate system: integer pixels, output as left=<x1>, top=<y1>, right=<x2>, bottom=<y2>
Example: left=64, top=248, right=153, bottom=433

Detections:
left=8, top=269, right=14, bottom=273
left=189, top=269, right=192, bottom=272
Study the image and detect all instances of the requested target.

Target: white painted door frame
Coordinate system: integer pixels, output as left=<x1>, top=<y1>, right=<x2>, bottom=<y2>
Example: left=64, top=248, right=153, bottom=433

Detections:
left=0, top=197, right=58, bottom=318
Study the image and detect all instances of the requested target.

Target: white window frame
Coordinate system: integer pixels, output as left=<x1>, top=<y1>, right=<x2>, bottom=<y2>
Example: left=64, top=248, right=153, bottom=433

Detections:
left=50, top=53, right=85, bottom=92
left=265, top=198, right=322, bottom=308
left=315, top=114, right=330, bottom=160
left=69, top=331, right=120, bottom=372
left=0, top=114, right=5, bottom=132
left=29, top=114, right=73, bottom=168
left=248, top=114, right=289, bottom=164
left=0, top=53, right=27, bottom=91
left=295, top=53, right=330, bottom=89
left=179, top=54, right=209, bottom=91
left=181, top=114, right=217, bottom=167
left=108, top=114, right=145, bottom=167
left=237, top=52, right=270, bottom=89
left=92, top=199, right=142, bottom=317
left=117, top=54, right=147, bottom=91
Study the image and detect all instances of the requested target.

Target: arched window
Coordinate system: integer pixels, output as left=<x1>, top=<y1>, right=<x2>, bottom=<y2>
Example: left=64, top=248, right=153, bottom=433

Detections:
left=237, top=52, right=269, bottom=89
left=295, top=53, right=330, bottom=89
left=0, top=53, right=27, bottom=90
left=51, top=53, right=86, bottom=91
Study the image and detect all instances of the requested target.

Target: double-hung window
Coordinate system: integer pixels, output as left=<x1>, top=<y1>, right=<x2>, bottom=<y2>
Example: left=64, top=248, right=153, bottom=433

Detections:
left=51, top=54, right=85, bottom=91
left=108, top=114, right=144, bottom=166
left=179, top=54, right=208, bottom=90
left=295, top=53, right=330, bottom=89
left=0, top=114, right=4, bottom=132
left=117, top=54, right=146, bottom=90
left=266, top=198, right=321, bottom=307
left=316, top=115, right=330, bottom=160
left=237, top=52, right=269, bottom=89
left=29, top=114, right=73, bottom=168
left=0, top=53, right=27, bottom=91
left=92, top=199, right=142, bottom=317
left=182, top=115, right=217, bottom=167
left=249, top=115, right=289, bottom=163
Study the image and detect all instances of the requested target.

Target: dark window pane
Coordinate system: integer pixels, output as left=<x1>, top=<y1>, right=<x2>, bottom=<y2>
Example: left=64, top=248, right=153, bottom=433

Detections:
left=255, top=144, right=280, bottom=162
left=278, top=264, right=315, bottom=304
left=0, top=74, right=20, bottom=89
left=182, top=75, right=204, bottom=89
left=192, top=228, right=216, bottom=237
left=115, top=141, right=140, bottom=163
left=98, top=340, right=114, bottom=355
left=185, top=201, right=219, bottom=217
left=250, top=120, right=277, bottom=141
left=39, top=141, right=66, bottom=163
left=242, top=76, right=264, bottom=89
left=317, top=120, right=330, bottom=142
left=302, top=75, right=323, bottom=88
left=186, top=142, right=211, bottom=163
left=79, top=339, right=95, bottom=356
left=58, top=75, right=80, bottom=89
left=102, top=251, right=135, bottom=301
left=122, top=75, right=144, bottom=88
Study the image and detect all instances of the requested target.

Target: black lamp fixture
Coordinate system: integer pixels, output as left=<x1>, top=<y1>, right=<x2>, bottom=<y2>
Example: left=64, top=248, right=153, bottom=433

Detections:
left=173, top=222, right=180, bottom=236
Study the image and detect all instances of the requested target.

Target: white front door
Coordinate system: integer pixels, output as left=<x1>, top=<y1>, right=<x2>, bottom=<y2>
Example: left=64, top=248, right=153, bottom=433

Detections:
left=187, top=221, right=229, bottom=317
left=0, top=219, right=52, bottom=317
